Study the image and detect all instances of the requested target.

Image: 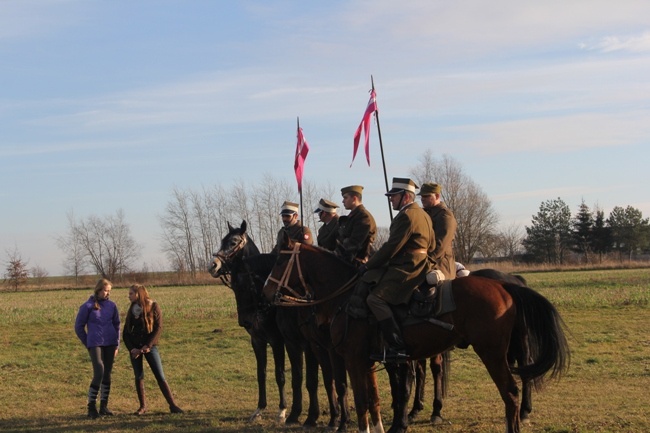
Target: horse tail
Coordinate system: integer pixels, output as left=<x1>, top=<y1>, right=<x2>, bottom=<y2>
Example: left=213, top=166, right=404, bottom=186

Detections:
left=505, top=283, right=570, bottom=386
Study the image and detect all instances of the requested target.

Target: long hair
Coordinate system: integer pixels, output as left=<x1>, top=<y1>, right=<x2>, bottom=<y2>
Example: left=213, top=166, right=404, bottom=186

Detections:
left=93, top=278, right=112, bottom=310
left=126, top=284, right=154, bottom=334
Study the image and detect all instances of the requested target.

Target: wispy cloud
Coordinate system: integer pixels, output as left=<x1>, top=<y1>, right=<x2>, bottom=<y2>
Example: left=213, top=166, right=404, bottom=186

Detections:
left=581, top=31, right=650, bottom=53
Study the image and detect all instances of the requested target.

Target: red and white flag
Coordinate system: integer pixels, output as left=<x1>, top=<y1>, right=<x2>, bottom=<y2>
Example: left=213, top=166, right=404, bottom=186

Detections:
left=351, top=89, right=377, bottom=167
left=294, top=126, right=310, bottom=193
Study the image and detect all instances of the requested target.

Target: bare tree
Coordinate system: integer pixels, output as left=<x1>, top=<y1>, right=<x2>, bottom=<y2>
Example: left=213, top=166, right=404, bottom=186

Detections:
left=411, top=152, right=499, bottom=264
left=61, top=209, right=142, bottom=280
left=159, top=187, right=199, bottom=276
left=30, top=265, right=49, bottom=289
left=56, top=210, right=87, bottom=283
left=3, top=247, right=29, bottom=291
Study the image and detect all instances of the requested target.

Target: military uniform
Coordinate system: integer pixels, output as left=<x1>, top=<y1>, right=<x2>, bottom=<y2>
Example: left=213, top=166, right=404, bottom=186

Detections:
left=314, top=198, right=340, bottom=251
left=363, top=201, right=434, bottom=305
left=337, top=204, right=376, bottom=263
left=270, top=201, right=313, bottom=255
left=424, top=202, right=457, bottom=280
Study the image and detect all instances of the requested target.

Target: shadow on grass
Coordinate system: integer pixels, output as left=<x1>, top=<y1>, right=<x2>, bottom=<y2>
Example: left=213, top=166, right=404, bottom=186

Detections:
left=0, top=411, right=328, bottom=433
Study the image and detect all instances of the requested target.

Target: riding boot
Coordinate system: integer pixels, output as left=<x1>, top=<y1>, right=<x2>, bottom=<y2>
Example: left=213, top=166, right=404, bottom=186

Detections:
left=134, top=379, right=147, bottom=415
left=370, top=317, right=409, bottom=363
left=99, top=400, right=114, bottom=416
left=158, top=380, right=184, bottom=414
left=87, top=402, right=99, bottom=419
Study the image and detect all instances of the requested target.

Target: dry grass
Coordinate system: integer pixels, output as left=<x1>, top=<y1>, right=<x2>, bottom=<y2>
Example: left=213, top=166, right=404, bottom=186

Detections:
left=0, top=269, right=649, bottom=432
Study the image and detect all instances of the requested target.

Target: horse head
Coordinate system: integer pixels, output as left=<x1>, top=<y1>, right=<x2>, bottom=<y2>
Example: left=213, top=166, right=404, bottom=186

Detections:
left=208, top=220, right=259, bottom=278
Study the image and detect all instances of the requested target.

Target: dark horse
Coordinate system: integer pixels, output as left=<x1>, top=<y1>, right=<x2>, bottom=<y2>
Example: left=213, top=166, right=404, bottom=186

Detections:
left=263, top=239, right=570, bottom=433
left=208, top=221, right=346, bottom=428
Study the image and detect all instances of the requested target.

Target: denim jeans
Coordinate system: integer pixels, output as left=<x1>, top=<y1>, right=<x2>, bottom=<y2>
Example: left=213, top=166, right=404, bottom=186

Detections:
left=130, top=346, right=166, bottom=382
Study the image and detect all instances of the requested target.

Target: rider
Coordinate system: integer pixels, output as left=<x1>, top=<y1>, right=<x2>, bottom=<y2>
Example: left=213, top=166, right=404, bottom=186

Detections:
left=418, top=182, right=457, bottom=281
left=336, top=185, right=376, bottom=266
left=271, top=201, right=313, bottom=255
left=359, top=177, right=435, bottom=362
left=314, top=198, right=340, bottom=251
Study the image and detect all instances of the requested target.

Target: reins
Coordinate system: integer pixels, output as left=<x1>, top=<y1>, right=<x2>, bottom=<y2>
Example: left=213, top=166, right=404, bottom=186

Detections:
left=268, top=242, right=359, bottom=307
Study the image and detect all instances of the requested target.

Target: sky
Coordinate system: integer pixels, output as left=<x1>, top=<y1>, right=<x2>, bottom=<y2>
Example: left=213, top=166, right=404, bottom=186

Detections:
left=2, top=0, right=650, bottom=276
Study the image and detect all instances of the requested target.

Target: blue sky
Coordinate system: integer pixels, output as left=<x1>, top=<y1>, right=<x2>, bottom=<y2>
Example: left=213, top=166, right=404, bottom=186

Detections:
left=2, top=1, right=649, bottom=275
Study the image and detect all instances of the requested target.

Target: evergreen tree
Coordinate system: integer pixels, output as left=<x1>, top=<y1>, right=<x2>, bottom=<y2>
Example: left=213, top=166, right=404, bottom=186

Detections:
left=607, top=206, right=650, bottom=261
left=571, top=200, right=594, bottom=263
left=523, top=198, right=572, bottom=264
left=591, top=208, right=612, bottom=263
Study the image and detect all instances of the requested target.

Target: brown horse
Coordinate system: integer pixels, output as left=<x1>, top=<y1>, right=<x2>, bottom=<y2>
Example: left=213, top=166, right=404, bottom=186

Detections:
left=263, top=239, right=570, bottom=433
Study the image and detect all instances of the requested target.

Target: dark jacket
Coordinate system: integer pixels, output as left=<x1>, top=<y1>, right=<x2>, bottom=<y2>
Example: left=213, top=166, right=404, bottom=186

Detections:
left=363, top=202, right=434, bottom=305
left=122, top=301, right=163, bottom=350
left=271, top=221, right=313, bottom=254
left=336, top=204, right=376, bottom=263
left=424, top=202, right=457, bottom=279
left=317, top=216, right=339, bottom=251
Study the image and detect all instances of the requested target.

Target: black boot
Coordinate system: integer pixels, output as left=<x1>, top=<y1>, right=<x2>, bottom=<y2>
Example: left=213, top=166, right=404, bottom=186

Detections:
left=158, top=380, right=184, bottom=414
left=370, top=317, right=409, bottom=363
left=87, top=402, right=99, bottom=419
left=99, top=400, right=114, bottom=416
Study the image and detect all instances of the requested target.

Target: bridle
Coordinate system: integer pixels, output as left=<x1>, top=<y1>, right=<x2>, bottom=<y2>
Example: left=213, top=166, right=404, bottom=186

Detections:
left=212, top=233, right=249, bottom=286
left=267, top=242, right=359, bottom=307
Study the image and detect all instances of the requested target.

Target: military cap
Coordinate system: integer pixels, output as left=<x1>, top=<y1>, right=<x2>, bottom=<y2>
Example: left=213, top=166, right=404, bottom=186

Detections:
left=280, top=201, right=299, bottom=215
left=341, top=185, right=364, bottom=196
left=314, top=198, right=339, bottom=214
left=385, top=177, right=418, bottom=195
left=417, top=182, right=442, bottom=196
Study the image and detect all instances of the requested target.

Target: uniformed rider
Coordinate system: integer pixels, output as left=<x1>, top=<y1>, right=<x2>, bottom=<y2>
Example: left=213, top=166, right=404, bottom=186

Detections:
left=359, top=178, right=435, bottom=362
left=314, top=198, right=339, bottom=251
left=336, top=185, right=377, bottom=266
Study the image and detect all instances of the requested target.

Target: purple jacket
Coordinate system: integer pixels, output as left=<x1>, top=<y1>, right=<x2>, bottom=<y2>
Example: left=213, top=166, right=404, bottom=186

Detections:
left=75, top=296, right=120, bottom=348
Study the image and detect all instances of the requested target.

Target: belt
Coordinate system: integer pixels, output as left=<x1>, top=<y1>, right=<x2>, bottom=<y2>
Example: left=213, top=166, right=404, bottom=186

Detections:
left=406, top=248, right=428, bottom=255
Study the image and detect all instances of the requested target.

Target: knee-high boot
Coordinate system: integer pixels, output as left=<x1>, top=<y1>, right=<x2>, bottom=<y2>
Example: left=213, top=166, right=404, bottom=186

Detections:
left=134, top=379, right=147, bottom=415
left=158, top=380, right=184, bottom=413
left=370, top=316, right=409, bottom=363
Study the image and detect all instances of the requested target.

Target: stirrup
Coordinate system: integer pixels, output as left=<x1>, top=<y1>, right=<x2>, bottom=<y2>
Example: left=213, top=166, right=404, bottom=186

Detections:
left=370, top=347, right=409, bottom=363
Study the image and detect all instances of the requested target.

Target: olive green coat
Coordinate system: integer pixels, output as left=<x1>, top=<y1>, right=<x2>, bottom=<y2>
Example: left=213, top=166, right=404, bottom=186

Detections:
left=424, top=203, right=457, bottom=279
left=271, top=221, right=313, bottom=254
left=336, top=204, right=376, bottom=262
left=362, top=202, right=434, bottom=305
left=317, top=216, right=339, bottom=251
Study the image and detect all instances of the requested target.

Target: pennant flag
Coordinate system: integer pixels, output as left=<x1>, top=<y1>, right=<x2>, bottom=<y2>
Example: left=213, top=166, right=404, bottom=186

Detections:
left=294, top=125, right=310, bottom=193
left=351, top=89, right=377, bottom=167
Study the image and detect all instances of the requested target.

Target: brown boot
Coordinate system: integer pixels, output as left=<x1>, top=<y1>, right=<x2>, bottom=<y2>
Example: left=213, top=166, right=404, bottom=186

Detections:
left=158, top=380, right=184, bottom=414
left=134, top=379, right=146, bottom=415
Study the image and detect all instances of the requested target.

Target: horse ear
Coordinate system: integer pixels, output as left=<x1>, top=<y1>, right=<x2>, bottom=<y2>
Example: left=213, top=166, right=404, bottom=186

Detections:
left=240, top=220, right=247, bottom=234
left=227, top=221, right=234, bottom=231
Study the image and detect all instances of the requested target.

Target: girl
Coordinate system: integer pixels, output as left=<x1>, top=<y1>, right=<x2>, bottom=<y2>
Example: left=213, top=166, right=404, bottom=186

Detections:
left=74, top=278, right=120, bottom=418
left=123, top=284, right=183, bottom=415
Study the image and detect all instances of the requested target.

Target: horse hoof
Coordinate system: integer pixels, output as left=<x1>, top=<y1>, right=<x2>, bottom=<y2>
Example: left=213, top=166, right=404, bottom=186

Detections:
left=430, top=415, right=444, bottom=425
left=521, top=416, right=531, bottom=426
left=248, top=408, right=264, bottom=423
left=408, top=409, right=420, bottom=423
left=276, top=408, right=286, bottom=423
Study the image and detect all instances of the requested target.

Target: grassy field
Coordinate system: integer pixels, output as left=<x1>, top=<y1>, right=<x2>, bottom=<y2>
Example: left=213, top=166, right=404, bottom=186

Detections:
left=0, top=268, right=648, bottom=433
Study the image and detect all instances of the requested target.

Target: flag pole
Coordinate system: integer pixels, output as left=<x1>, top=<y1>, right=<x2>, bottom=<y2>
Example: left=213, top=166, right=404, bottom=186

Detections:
left=371, top=75, right=393, bottom=221
left=297, top=117, right=305, bottom=226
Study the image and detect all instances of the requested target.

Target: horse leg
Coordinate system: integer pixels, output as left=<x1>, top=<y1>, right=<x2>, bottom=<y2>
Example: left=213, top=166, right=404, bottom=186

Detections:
left=249, top=336, right=269, bottom=422
left=330, top=351, right=351, bottom=432
left=284, top=341, right=304, bottom=424
left=429, top=353, right=445, bottom=425
left=303, top=345, right=321, bottom=427
left=270, top=337, right=288, bottom=423
left=386, top=361, right=414, bottom=433
left=408, top=359, right=426, bottom=422
left=474, top=345, right=521, bottom=433
left=315, top=345, right=338, bottom=429
left=366, top=367, right=384, bottom=433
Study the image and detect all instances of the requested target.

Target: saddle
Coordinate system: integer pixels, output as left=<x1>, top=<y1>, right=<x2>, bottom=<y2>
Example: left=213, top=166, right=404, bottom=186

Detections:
left=346, top=280, right=456, bottom=331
